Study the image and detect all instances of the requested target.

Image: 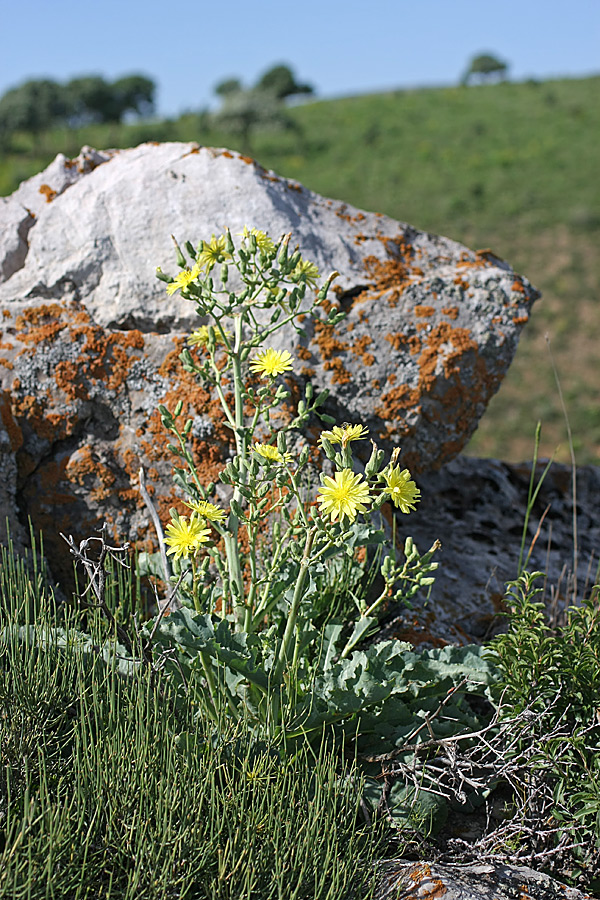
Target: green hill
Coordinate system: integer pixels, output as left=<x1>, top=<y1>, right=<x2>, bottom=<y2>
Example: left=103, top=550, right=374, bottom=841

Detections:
left=2, top=75, right=599, bottom=464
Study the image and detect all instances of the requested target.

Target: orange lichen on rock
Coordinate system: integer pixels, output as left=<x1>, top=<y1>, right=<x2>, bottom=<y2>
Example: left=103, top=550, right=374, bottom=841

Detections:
left=414, top=305, right=434, bottom=317
left=296, top=346, right=312, bottom=361
left=351, top=335, right=375, bottom=365
left=66, top=444, right=117, bottom=503
left=323, top=357, right=352, bottom=385
left=54, top=361, right=90, bottom=401
left=15, top=304, right=69, bottom=344
left=313, top=320, right=350, bottom=361
left=0, top=392, right=23, bottom=452
left=39, top=184, right=57, bottom=203
left=441, top=306, right=459, bottom=320
left=419, top=322, right=477, bottom=386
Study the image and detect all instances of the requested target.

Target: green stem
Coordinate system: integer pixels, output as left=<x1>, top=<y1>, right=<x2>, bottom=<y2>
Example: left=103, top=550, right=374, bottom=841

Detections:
left=273, top=526, right=317, bottom=683
left=224, top=315, right=248, bottom=626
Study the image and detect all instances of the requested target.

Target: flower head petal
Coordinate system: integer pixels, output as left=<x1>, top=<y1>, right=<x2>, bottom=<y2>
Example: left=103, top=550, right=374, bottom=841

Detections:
left=164, top=514, right=211, bottom=560
left=382, top=466, right=420, bottom=514
left=319, top=423, right=369, bottom=448
left=183, top=500, right=227, bottom=523
left=166, top=265, right=201, bottom=296
left=249, top=348, right=294, bottom=378
left=317, top=468, right=371, bottom=523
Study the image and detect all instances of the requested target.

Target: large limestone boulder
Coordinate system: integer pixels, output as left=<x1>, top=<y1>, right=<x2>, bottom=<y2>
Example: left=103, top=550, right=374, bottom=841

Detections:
left=0, top=142, right=538, bottom=583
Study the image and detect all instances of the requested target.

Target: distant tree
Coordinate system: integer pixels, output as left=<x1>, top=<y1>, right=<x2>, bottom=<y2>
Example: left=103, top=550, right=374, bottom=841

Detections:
left=255, top=64, right=314, bottom=101
left=66, top=74, right=155, bottom=124
left=214, top=78, right=243, bottom=98
left=0, top=78, right=66, bottom=139
left=111, top=75, right=155, bottom=119
left=0, top=72, right=156, bottom=143
left=211, top=63, right=310, bottom=154
left=212, top=87, right=295, bottom=154
left=65, top=75, right=118, bottom=124
left=462, top=53, right=509, bottom=85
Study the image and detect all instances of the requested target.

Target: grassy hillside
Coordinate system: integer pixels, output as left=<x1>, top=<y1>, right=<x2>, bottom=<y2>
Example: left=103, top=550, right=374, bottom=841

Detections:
left=2, top=75, right=599, bottom=464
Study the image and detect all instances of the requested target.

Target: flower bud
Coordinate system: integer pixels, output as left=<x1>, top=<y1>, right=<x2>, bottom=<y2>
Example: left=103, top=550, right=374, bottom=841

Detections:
left=171, top=234, right=186, bottom=268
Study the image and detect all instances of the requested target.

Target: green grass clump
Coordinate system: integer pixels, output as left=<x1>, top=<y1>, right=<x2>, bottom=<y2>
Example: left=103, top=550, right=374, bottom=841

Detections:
left=0, top=539, right=382, bottom=900
left=490, top=571, right=600, bottom=885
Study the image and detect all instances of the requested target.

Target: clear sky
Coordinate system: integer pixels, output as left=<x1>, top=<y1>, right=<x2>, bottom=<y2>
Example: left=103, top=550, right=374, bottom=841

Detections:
left=1, top=0, right=598, bottom=116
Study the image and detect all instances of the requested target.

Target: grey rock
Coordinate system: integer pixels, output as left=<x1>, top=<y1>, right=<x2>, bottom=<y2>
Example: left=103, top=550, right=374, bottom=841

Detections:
left=371, top=859, right=593, bottom=900
left=378, top=454, right=600, bottom=647
left=0, top=142, right=538, bottom=475
left=0, top=142, right=540, bottom=588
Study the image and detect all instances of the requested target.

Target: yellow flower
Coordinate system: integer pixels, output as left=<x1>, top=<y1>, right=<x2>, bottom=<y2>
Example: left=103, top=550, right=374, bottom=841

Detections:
left=319, top=423, right=369, bottom=449
left=317, top=469, right=371, bottom=524
left=188, top=325, right=232, bottom=349
left=164, top=515, right=211, bottom=561
left=183, top=500, right=227, bottom=523
left=292, top=258, right=319, bottom=288
left=166, top=264, right=201, bottom=296
left=249, top=348, right=294, bottom=378
left=382, top=466, right=421, bottom=514
left=240, top=226, right=276, bottom=254
left=197, top=235, right=231, bottom=272
left=254, top=443, right=292, bottom=464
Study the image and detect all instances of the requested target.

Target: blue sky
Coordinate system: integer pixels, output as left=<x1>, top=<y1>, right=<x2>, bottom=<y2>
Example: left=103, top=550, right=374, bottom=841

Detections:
left=1, top=0, right=598, bottom=116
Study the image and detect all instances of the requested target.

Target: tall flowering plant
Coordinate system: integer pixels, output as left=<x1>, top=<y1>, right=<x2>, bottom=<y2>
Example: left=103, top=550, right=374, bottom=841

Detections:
left=150, top=228, right=439, bottom=738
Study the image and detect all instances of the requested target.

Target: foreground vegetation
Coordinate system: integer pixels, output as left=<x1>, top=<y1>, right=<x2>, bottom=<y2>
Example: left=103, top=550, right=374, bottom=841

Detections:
left=1, top=74, right=599, bottom=463
left=1, top=226, right=599, bottom=896
left=1, top=533, right=599, bottom=898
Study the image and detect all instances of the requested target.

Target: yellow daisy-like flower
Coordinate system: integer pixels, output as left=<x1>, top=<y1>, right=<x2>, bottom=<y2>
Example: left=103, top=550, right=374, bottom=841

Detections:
left=317, top=469, right=371, bottom=524
left=188, top=325, right=232, bottom=349
left=183, top=500, right=227, bottom=523
left=196, top=235, right=231, bottom=272
left=292, top=258, right=319, bottom=288
left=319, top=423, right=369, bottom=449
left=240, top=226, right=276, bottom=255
left=249, top=348, right=294, bottom=378
left=165, top=264, right=201, bottom=296
left=164, top=515, right=211, bottom=561
left=254, top=443, right=292, bottom=464
left=382, top=466, right=421, bottom=514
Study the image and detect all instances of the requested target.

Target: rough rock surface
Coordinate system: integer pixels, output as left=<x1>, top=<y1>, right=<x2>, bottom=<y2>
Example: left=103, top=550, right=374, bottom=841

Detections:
left=371, top=860, right=593, bottom=900
left=0, top=142, right=539, bottom=584
left=378, top=454, right=600, bottom=647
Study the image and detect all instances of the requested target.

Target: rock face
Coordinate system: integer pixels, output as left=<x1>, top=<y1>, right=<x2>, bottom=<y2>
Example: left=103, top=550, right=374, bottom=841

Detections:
left=378, top=454, right=600, bottom=647
left=371, top=860, right=593, bottom=900
left=0, top=142, right=538, bottom=583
